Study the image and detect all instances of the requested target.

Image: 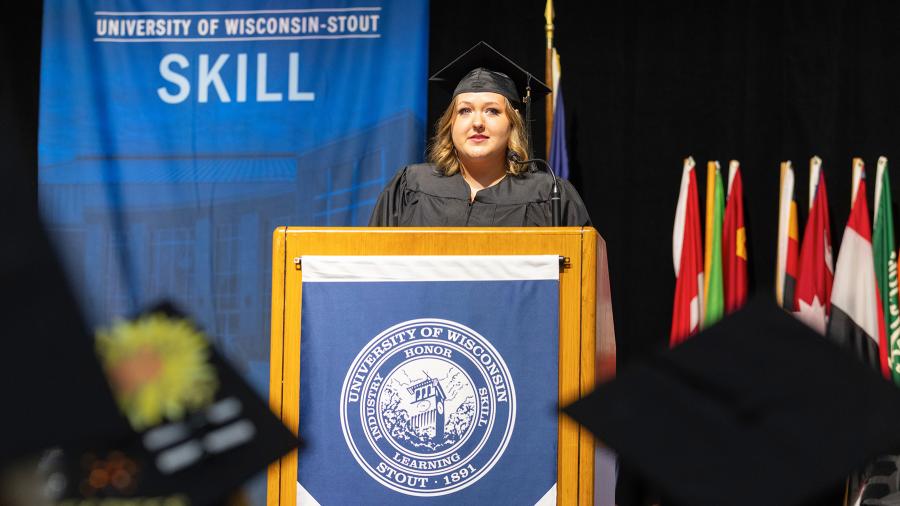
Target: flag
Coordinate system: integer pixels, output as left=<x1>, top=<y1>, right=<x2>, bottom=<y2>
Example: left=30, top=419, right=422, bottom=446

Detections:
left=703, top=161, right=725, bottom=326
left=844, top=157, right=898, bottom=506
left=873, top=156, right=897, bottom=381
left=828, top=158, right=886, bottom=374
left=775, top=161, right=800, bottom=311
left=671, top=157, right=704, bottom=346
left=548, top=81, right=569, bottom=179
left=794, top=157, right=833, bottom=334
left=547, top=34, right=568, bottom=179
left=722, top=160, right=748, bottom=313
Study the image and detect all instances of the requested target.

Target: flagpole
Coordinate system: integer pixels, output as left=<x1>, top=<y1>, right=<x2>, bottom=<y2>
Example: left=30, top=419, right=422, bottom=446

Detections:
left=851, top=157, right=864, bottom=206
left=544, top=0, right=554, bottom=155
left=809, top=156, right=822, bottom=210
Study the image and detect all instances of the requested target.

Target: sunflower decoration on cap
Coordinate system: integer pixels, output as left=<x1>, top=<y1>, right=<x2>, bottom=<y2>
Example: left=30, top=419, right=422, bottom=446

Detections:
left=96, top=313, right=219, bottom=431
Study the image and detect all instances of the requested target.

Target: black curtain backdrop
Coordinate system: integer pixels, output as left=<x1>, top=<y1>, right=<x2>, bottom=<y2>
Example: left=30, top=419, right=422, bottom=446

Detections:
left=431, top=2, right=900, bottom=503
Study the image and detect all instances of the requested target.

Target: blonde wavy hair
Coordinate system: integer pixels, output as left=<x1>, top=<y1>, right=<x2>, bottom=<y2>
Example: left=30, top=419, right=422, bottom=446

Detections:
left=426, top=95, right=530, bottom=176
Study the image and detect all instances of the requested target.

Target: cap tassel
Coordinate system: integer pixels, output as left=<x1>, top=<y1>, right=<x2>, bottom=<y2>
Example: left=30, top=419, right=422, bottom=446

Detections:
left=525, top=74, right=534, bottom=159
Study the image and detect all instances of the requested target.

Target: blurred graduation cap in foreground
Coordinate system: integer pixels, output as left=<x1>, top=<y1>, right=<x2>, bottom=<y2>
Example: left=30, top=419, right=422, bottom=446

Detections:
left=0, top=213, right=298, bottom=505
left=52, top=302, right=301, bottom=505
left=563, top=297, right=900, bottom=506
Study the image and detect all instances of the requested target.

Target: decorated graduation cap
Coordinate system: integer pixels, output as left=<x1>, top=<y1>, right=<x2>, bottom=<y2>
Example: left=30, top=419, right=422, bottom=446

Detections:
left=430, top=41, right=551, bottom=155
left=47, top=302, right=300, bottom=505
left=563, top=297, right=900, bottom=506
left=0, top=213, right=299, bottom=504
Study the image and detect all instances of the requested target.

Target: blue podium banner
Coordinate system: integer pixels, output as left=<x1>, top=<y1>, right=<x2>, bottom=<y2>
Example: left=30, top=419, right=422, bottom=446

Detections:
left=299, top=256, right=560, bottom=504
left=37, top=1, right=428, bottom=394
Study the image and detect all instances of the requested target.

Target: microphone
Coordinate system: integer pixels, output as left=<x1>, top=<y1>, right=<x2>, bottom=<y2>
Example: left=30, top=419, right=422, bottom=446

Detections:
left=508, top=151, right=562, bottom=226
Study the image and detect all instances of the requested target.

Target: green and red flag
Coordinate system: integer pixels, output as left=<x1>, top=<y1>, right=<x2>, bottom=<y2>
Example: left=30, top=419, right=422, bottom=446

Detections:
left=703, top=161, right=725, bottom=327
left=723, top=160, right=748, bottom=313
left=874, top=156, right=898, bottom=382
left=776, top=161, right=800, bottom=311
left=671, top=157, right=704, bottom=346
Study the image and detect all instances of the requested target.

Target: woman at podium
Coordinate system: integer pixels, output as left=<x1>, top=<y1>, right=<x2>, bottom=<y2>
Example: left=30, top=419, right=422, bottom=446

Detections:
left=369, top=42, right=591, bottom=227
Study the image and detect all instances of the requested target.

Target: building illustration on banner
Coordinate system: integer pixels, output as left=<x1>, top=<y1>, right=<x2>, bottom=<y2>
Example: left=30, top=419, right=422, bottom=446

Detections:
left=381, top=361, right=476, bottom=453
left=408, top=376, right=447, bottom=441
left=39, top=113, right=421, bottom=394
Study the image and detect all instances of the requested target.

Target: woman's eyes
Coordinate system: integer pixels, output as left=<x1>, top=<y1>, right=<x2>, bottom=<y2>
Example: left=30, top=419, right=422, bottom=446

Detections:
left=457, top=107, right=501, bottom=115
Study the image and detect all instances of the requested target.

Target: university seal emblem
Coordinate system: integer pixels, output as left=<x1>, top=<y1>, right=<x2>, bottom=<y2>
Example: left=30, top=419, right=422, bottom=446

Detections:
left=340, top=318, right=516, bottom=496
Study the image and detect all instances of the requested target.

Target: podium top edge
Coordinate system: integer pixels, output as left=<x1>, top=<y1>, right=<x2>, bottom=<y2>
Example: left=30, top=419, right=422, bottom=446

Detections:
left=275, top=226, right=597, bottom=235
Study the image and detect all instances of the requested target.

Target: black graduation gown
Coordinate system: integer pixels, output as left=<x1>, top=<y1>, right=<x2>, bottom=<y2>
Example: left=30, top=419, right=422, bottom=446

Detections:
left=368, top=163, right=592, bottom=227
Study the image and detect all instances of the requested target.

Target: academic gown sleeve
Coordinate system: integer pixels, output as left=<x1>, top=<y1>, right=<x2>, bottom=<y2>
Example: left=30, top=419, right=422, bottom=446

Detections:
left=368, top=166, right=409, bottom=226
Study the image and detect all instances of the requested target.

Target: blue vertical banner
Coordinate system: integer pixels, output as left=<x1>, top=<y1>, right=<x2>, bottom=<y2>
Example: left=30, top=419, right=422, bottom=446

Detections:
left=37, top=1, right=428, bottom=394
left=299, top=255, right=560, bottom=504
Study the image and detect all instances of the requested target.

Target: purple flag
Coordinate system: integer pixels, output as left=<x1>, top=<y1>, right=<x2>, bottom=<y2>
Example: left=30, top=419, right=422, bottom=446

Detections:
left=549, top=80, right=570, bottom=179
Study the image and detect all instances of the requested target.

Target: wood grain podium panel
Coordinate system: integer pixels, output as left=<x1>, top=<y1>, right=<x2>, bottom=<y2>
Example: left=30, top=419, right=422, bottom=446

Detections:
left=268, top=227, right=600, bottom=505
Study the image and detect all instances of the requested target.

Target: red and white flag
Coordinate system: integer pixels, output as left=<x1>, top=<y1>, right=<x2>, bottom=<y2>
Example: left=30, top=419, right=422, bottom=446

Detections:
left=828, top=158, right=887, bottom=373
left=794, top=156, right=833, bottom=334
left=670, top=157, right=704, bottom=346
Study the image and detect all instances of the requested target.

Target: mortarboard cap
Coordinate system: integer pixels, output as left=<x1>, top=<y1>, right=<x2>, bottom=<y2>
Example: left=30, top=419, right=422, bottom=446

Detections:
left=429, top=41, right=551, bottom=107
left=563, top=297, right=900, bottom=506
left=50, top=303, right=300, bottom=505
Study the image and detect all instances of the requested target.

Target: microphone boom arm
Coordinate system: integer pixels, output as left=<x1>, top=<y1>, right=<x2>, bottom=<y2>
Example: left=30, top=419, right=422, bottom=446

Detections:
left=508, top=152, right=562, bottom=226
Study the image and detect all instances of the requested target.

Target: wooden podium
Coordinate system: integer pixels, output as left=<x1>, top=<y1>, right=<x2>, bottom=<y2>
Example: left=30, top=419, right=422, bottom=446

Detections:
left=267, top=227, right=616, bottom=505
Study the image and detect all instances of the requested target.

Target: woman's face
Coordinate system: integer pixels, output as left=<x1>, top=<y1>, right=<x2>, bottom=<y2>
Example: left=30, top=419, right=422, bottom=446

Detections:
left=451, top=92, right=512, bottom=169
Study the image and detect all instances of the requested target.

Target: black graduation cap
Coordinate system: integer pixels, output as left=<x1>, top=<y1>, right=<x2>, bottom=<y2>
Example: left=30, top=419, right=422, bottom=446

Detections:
left=49, top=302, right=300, bottom=505
left=429, top=41, right=551, bottom=107
left=563, top=297, right=900, bottom=506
